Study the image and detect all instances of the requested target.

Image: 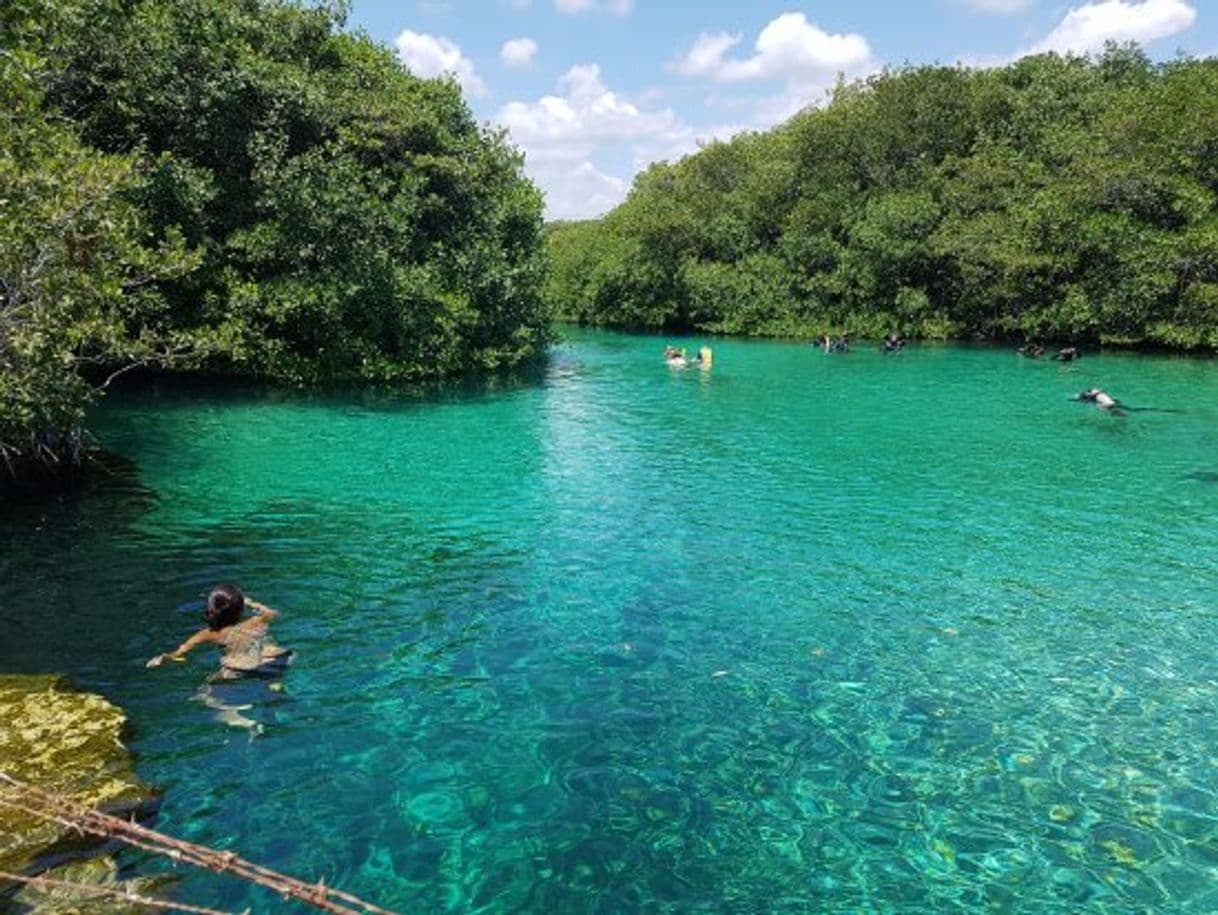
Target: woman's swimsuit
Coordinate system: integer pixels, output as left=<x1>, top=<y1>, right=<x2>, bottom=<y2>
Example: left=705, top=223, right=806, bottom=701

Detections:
left=210, top=621, right=293, bottom=681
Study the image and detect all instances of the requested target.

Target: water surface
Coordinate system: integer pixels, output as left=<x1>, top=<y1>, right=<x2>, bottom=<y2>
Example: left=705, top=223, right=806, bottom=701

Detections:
left=3, top=331, right=1218, bottom=912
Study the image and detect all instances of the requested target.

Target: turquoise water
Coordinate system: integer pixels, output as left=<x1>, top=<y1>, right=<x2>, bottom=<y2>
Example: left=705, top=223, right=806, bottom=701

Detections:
left=4, top=330, right=1218, bottom=912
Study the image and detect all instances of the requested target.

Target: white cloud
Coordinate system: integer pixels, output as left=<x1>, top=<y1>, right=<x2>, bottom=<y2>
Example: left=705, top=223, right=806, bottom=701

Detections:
left=553, top=0, right=634, bottom=14
left=490, top=14, right=878, bottom=221
left=676, top=32, right=743, bottom=79
left=496, top=64, right=741, bottom=219
left=499, top=65, right=679, bottom=155
left=394, top=30, right=486, bottom=97
left=671, top=13, right=876, bottom=127
left=1026, top=0, right=1197, bottom=55
left=673, top=13, right=873, bottom=83
left=500, top=37, right=538, bottom=68
left=541, top=163, right=630, bottom=221
left=629, top=126, right=742, bottom=180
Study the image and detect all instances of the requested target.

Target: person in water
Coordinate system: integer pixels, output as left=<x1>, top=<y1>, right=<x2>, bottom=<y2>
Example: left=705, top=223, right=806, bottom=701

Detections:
left=147, top=583, right=291, bottom=679
left=822, top=333, right=849, bottom=353
left=883, top=332, right=905, bottom=353
left=664, top=345, right=689, bottom=367
left=1054, top=346, right=1080, bottom=361
left=1076, top=387, right=1119, bottom=411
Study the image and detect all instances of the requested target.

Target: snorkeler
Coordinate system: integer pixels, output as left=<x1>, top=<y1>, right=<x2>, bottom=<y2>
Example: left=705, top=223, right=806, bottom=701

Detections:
left=822, top=334, right=849, bottom=353
left=1073, top=388, right=1184, bottom=417
left=664, top=345, right=689, bottom=368
left=1076, top=388, right=1120, bottom=411
left=147, top=583, right=292, bottom=679
left=883, top=333, right=906, bottom=353
left=1054, top=346, right=1080, bottom=361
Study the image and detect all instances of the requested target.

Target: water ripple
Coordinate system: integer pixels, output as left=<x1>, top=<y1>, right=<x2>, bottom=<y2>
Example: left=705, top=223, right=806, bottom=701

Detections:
left=2, top=332, right=1217, bottom=912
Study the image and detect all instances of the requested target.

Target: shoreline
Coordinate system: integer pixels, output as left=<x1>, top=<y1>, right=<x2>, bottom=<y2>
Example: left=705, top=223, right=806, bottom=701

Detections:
left=552, top=322, right=1218, bottom=357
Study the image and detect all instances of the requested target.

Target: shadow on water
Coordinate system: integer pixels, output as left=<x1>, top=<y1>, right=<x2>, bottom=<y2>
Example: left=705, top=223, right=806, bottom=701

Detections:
left=1181, top=470, right=1218, bottom=484
left=103, top=353, right=559, bottom=415
left=1072, top=401, right=1186, bottom=418
left=0, top=449, right=155, bottom=530
left=0, top=451, right=160, bottom=675
left=1116, top=403, right=1187, bottom=414
left=0, top=447, right=151, bottom=506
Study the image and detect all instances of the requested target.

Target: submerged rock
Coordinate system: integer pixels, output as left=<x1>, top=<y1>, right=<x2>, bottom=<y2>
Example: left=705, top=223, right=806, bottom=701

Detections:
left=0, top=674, right=157, bottom=873
left=8, top=856, right=172, bottom=914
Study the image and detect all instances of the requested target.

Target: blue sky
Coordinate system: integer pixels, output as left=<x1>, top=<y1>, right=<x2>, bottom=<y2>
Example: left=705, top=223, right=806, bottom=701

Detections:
left=346, top=0, right=1215, bottom=220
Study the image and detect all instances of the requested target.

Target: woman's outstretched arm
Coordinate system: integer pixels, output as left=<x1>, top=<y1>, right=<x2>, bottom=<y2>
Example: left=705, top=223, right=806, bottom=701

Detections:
left=146, top=628, right=219, bottom=667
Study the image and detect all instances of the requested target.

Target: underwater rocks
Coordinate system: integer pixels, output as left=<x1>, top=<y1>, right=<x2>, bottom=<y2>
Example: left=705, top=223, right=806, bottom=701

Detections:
left=0, top=674, right=157, bottom=873
left=7, top=856, right=172, bottom=914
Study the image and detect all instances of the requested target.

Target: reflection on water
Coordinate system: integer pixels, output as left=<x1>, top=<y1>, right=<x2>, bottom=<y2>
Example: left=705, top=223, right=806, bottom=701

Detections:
left=2, top=331, right=1218, bottom=912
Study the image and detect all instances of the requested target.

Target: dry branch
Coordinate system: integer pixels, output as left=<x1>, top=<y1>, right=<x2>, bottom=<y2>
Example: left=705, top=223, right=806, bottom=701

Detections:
left=0, top=869, right=238, bottom=915
left=0, top=774, right=399, bottom=915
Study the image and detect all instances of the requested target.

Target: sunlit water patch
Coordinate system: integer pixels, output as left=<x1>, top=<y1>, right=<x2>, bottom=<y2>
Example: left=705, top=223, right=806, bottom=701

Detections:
left=3, top=331, right=1218, bottom=912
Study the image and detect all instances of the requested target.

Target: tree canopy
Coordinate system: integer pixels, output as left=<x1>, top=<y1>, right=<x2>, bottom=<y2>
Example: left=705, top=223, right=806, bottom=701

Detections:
left=546, top=47, right=1218, bottom=350
left=2, top=0, right=548, bottom=478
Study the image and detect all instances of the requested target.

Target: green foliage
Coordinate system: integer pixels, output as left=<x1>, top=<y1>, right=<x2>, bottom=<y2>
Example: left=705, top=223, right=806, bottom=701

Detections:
left=3, top=0, right=546, bottom=478
left=1, top=1, right=197, bottom=469
left=546, top=46, right=1218, bottom=351
left=42, top=0, right=548, bottom=382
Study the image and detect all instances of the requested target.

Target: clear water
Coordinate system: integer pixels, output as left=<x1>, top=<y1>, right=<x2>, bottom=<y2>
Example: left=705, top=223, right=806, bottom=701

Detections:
left=4, top=330, right=1218, bottom=913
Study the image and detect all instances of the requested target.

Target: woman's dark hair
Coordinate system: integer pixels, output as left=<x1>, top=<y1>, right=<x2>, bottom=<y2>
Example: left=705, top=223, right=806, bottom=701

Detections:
left=205, top=584, right=245, bottom=630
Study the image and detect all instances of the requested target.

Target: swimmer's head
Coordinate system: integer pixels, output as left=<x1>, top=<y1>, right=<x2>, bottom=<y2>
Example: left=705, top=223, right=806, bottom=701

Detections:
left=205, top=583, right=245, bottom=630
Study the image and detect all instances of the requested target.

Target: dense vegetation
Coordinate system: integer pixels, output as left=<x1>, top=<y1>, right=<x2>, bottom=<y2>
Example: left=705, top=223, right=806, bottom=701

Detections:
left=2, top=0, right=546, bottom=479
left=546, top=47, right=1218, bottom=349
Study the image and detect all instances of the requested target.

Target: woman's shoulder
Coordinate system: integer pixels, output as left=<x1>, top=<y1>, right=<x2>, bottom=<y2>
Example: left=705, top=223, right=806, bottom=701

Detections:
left=219, top=617, right=267, bottom=641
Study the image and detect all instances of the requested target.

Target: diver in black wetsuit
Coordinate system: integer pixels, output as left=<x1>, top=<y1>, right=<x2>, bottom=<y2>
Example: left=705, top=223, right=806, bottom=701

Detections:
left=1074, top=388, right=1185, bottom=417
left=1076, top=388, right=1121, bottom=413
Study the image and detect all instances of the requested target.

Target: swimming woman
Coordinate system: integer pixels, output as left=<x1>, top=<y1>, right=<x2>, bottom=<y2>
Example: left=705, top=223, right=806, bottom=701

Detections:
left=147, top=583, right=291, bottom=679
left=148, top=584, right=291, bottom=732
